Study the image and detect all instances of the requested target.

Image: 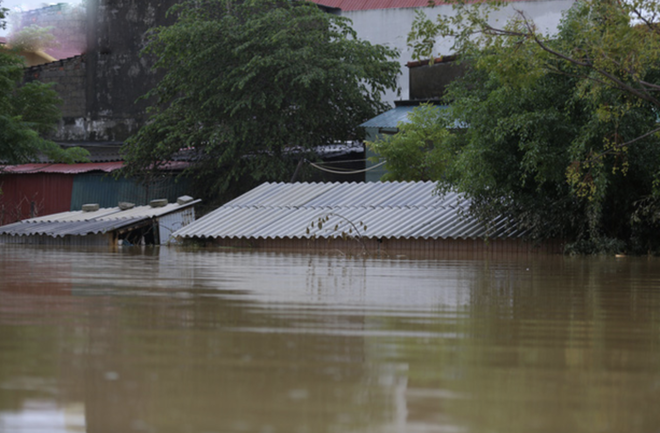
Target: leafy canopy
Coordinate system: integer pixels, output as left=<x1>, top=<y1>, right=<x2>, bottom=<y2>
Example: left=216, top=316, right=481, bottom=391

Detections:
left=121, top=0, right=400, bottom=203
left=0, top=4, right=88, bottom=166
left=368, top=104, right=452, bottom=182
left=8, top=25, right=58, bottom=53
left=371, top=0, right=660, bottom=253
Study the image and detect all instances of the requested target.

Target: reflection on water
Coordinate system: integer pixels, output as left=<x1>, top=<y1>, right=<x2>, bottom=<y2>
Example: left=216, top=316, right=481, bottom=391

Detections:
left=1, top=246, right=660, bottom=433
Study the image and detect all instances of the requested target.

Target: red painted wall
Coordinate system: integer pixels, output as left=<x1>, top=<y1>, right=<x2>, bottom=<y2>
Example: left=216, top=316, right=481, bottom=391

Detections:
left=0, top=174, right=74, bottom=225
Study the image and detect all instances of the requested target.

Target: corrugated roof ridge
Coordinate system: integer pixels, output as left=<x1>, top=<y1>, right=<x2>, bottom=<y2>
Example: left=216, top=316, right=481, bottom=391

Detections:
left=16, top=200, right=199, bottom=224
left=221, top=204, right=452, bottom=213
left=171, top=181, right=523, bottom=241
left=0, top=217, right=146, bottom=238
left=225, top=180, right=438, bottom=208
left=368, top=181, right=431, bottom=207
left=220, top=182, right=276, bottom=207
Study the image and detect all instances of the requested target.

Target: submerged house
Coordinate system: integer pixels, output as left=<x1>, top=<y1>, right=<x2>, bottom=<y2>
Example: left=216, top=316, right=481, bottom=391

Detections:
left=0, top=161, right=191, bottom=226
left=0, top=143, right=191, bottom=225
left=173, top=181, right=562, bottom=255
left=0, top=196, right=199, bottom=246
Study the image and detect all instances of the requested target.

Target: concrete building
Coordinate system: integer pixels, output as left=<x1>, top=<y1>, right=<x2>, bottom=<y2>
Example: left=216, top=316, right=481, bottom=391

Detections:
left=20, top=0, right=575, bottom=142
left=19, top=1, right=178, bottom=143
left=310, top=0, right=576, bottom=105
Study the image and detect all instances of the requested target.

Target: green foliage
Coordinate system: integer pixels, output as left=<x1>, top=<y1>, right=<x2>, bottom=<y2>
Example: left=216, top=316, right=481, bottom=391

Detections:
left=564, top=236, right=628, bottom=256
left=0, top=2, right=87, bottom=167
left=307, top=213, right=369, bottom=254
left=368, top=104, right=452, bottom=181
left=0, top=2, right=6, bottom=30
left=122, top=0, right=400, bottom=204
left=0, top=49, right=88, bottom=165
left=407, top=9, right=441, bottom=63
left=381, top=0, right=660, bottom=253
left=1, top=2, right=87, bottom=166
left=8, top=25, right=58, bottom=52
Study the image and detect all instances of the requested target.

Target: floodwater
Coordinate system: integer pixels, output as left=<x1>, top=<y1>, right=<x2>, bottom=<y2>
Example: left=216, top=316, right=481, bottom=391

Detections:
left=1, top=247, right=659, bottom=433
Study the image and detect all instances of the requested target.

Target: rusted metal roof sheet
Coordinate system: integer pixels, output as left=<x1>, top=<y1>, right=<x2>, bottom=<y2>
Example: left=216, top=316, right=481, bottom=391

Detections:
left=174, top=182, right=521, bottom=241
left=1, top=162, right=123, bottom=174
left=1, top=161, right=189, bottom=174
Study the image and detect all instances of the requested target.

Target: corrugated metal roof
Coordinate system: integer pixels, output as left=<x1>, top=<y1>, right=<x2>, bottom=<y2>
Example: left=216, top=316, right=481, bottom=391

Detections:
left=27, top=200, right=201, bottom=223
left=1, top=162, right=123, bottom=174
left=174, top=182, right=521, bottom=241
left=1, top=161, right=189, bottom=174
left=0, top=199, right=201, bottom=238
left=360, top=105, right=464, bottom=130
left=360, top=106, right=417, bottom=129
left=0, top=218, right=145, bottom=238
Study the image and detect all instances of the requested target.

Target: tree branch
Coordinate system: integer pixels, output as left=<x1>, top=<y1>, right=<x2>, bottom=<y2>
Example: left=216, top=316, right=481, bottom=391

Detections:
left=508, top=11, right=660, bottom=109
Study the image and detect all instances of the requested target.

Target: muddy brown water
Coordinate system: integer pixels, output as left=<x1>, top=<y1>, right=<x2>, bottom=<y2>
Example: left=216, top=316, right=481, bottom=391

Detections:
left=1, top=246, right=659, bottom=433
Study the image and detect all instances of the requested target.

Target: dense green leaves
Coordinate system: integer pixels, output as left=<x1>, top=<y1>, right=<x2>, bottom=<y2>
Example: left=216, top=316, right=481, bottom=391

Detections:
left=1, top=2, right=87, bottom=166
left=1, top=49, right=86, bottom=165
left=8, top=25, right=57, bottom=52
left=368, top=104, right=452, bottom=181
left=372, top=0, right=660, bottom=253
left=0, top=1, right=6, bottom=29
left=122, top=0, right=399, bottom=203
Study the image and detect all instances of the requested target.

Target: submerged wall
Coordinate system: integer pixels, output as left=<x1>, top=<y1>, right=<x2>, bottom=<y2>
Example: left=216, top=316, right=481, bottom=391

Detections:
left=196, top=237, right=565, bottom=256
left=0, top=173, right=74, bottom=225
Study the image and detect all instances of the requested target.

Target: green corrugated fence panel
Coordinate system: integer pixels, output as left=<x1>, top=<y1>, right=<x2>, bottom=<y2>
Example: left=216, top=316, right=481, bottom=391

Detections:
left=71, top=173, right=191, bottom=211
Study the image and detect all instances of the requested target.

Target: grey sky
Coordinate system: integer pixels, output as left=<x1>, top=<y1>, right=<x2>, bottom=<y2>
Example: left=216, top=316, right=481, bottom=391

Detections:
left=3, top=0, right=82, bottom=12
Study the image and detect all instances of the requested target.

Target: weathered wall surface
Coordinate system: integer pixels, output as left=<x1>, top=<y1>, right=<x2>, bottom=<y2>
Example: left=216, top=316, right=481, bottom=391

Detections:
left=0, top=173, right=74, bottom=225
left=21, top=0, right=179, bottom=143
left=19, top=0, right=574, bottom=143
left=408, top=58, right=467, bottom=101
left=24, top=56, right=87, bottom=141
left=83, top=0, right=178, bottom=142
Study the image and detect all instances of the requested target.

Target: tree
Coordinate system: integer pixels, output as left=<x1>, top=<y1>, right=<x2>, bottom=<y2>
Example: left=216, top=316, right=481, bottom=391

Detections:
left=8, top=24, right=57, bottom=53
left=121, top=0, right=400, bottom=203
left=371, top=0, right=660, bottom=253
left=368, top=104, right=452, bottom=182
left=0, top=1, right=88, bottom=166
